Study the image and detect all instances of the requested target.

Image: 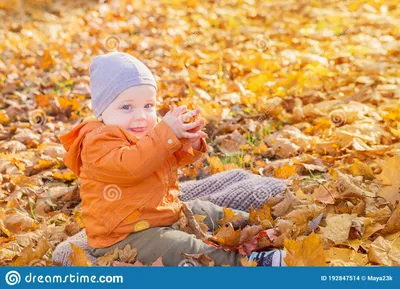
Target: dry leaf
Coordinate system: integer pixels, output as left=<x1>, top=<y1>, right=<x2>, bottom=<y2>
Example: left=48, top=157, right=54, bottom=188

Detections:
left=284, top=232, right=326, bottom=266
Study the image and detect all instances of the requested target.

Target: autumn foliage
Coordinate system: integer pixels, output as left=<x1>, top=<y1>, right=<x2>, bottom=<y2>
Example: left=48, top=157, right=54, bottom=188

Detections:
left=0, top=0, right=400, bottom=266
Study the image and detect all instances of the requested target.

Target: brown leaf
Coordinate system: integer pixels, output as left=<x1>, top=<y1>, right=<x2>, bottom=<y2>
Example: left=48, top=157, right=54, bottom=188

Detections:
left=12, top=238, right=50, bottom=266
left=239, top=225, right=263, bottom=244
left=271, top=189, right=303, bottom=218
left=118, top=244, right=138, bottom=264
left=381, top=206, right=400, bottom=235
left=179, top=203, right=206, bottom=239
left=284, top=204, right=323, bottom=236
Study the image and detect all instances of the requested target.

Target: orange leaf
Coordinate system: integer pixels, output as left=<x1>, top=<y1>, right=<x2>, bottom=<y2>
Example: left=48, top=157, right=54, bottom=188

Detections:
left=67, top=243, right=93, bottom=266
left=217, top=207, right=244, bottom=227
left=209, top=224, right=241, bottom=247
left=284, top=232, right=326, bottom=266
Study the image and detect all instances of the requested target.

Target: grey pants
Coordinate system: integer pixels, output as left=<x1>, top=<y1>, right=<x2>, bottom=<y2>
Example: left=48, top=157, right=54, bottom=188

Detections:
left=88, top=199, right=249, bottom=266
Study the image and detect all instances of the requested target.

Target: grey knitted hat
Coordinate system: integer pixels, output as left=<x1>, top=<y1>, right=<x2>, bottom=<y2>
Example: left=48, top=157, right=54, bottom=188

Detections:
left=89, top=52, right=158, bottom=118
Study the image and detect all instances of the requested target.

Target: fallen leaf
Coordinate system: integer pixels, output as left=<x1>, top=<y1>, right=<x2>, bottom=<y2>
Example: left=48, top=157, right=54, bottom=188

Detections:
left=284, top=232, right=326, bottom=266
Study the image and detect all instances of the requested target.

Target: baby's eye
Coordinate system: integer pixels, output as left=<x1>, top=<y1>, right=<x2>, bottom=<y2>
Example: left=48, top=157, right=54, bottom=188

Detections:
left=121, top=104, right=132, bottom=110
left=145, top=103, right=154, bottom=109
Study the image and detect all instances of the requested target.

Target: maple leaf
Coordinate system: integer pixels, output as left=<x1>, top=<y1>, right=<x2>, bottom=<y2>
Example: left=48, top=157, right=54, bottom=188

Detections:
left=248, top=204, right=274, bottom=229
left=381, top=205, right=400, bottom=235
left=217, top=207, right=245, bottom=227
left=284, top=204, right=323, bottom=237
left=209, top=224, right=241, bottom=247
left=67, top=243, right=93, bottom=266
left=368, top=236, right=400, bottom=266
left=271, top=189, right=303, bottom=218
left=284, top=232, right=326, bottom=266
left=118, top=244, right=138, bottom=264
left=97, top=244, right=138, bottom=266
left=240, top=257, right=258, bottom=267
left=13, top=238, right=50, bottom=266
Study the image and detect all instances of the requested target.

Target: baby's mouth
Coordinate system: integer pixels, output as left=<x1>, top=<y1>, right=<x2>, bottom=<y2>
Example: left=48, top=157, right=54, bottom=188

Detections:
left=129, top=127, right=147, bottom=133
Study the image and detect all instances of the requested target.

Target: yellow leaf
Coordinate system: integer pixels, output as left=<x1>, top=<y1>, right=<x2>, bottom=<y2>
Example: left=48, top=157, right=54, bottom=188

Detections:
left=349, top=159, right=375, bottom=179
left=0, top=111, right=10, bottom=125
left=248, top=204, right=274, bottom=229
left=325, top=247, right=368, bottom=266
left=376, top=155, right=400, bottom=185
left=381, top=206, right=400, bottom=235
left=217, top=207, right=244, bottom=227
left=53, top=171, right=78, bottom=182
left=274, top=163, right=297, bottom=179
left=368, top=236, right=400, bottom=266
left=322, top=214, right=356, bottom=244
left=57, top=96, right=81, bottom=111
left=13, top=238, right=50, bottom=266
left=240, top=257, right=258, bottom=267
left=284, top=232, right=326, bottom=266
left=209, top=225, right=241, bottom=247
left=67, top=243, right=93, bottom=266
left=40, top=49, right=55, bottom=70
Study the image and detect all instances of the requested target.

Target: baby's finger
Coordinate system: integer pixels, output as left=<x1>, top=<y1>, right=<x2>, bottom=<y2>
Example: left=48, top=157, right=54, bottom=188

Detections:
left=172, top=105, right=187, bottom=116
left=182, top=131, right=201, bottom=139
left=197, top=131, right=208, bottom=138
left=180, top=109, right=198, bottom=122
left=182, top=119, right=204, bottom=130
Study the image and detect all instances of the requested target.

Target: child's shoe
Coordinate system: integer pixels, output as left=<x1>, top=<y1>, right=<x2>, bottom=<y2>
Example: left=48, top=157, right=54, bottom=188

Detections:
left=178, top=258, right=201, bottom=266
left=248, top=249, right=287, bottom=266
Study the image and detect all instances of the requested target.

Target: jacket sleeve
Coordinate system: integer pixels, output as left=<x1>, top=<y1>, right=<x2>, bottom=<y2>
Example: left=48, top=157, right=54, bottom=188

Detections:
left=83, top=120, right=183, bottom=186
left=173, top=137, right=207, bottom=167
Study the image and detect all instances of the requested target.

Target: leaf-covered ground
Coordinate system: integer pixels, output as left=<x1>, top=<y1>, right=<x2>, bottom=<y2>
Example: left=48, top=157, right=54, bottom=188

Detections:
left=0, top=0, right=400, bottom=266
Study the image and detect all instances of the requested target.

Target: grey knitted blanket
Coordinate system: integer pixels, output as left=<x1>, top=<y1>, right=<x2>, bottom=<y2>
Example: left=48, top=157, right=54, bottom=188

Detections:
left=52, top=169, right=287, bottom=266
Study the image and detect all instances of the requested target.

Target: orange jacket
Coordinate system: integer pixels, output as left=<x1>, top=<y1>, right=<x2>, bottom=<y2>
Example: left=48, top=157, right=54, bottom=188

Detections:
left=59, top=119, right=207, bottom=248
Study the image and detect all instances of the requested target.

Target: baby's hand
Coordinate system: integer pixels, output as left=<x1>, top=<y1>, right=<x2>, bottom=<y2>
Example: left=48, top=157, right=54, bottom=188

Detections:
left=180, top=108, right=207, bottom=138
left=162, top=105, right=205, bottom=139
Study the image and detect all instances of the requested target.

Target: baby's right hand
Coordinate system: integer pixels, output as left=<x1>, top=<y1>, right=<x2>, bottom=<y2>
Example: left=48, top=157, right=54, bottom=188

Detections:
left=162, top=105, right=203, bottom=139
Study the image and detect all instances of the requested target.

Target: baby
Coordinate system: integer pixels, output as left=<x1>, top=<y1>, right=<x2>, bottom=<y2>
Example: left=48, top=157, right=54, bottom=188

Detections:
left=60, top=52, right=285, bottom=266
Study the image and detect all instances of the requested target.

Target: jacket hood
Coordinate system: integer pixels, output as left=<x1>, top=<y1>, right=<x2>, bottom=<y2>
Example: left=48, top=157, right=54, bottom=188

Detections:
left=59, top=120, right=104, bottom=176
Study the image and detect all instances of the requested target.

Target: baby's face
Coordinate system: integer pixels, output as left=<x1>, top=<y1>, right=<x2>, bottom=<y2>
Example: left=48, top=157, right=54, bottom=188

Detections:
left=99, top=85, right=157, bottom=139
